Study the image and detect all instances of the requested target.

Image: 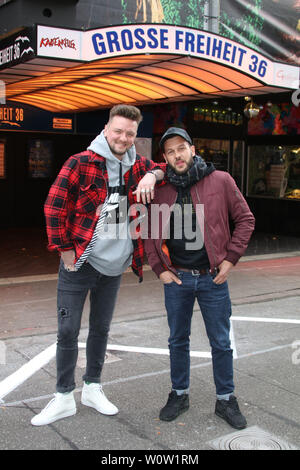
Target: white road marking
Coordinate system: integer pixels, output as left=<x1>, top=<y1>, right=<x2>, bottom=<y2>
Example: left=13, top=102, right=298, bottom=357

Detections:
left=0, top=342, right=211, bottom=401
left=231, top=316, right=300, bottom=324
left=0, top=342, right=294, bottom=408
left=0, top=316, right=299, bottom=402
left=0, top=343, right=57, bottom=401
left=106, top=344, right=211, bottom=358
left=230, top=320, right=238, bottom=358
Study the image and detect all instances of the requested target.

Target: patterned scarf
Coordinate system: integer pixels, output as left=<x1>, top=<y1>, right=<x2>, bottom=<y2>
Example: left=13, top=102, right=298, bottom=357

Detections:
left=166, top=155, right=215, bottom=188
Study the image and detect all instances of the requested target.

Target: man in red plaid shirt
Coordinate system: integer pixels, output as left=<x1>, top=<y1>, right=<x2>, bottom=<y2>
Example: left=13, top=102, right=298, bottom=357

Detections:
left=31, top=104, right=164, bottom=426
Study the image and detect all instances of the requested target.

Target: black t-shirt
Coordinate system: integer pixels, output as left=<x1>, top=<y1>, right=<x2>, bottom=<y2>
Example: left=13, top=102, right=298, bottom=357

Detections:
left=165, top=186, right=210, bottom=269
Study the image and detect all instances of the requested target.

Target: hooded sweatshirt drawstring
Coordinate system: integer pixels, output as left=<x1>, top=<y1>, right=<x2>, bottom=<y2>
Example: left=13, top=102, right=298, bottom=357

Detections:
left=81, top=130, right=136, bottom=277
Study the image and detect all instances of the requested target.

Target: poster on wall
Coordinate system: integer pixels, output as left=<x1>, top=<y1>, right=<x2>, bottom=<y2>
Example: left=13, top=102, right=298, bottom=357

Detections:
left=248, top=102, right=300, bottom=136
left=221, top=0, right=300, bottom=66
left=28, top=139, right=53, bottom=178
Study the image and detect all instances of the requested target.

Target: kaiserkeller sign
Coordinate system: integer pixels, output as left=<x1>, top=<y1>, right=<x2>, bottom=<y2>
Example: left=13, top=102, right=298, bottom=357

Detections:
left=37, top=26, right=81, bottom=61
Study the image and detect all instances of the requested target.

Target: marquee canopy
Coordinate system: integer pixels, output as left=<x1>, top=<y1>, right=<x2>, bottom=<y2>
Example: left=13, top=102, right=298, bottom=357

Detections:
left=1, top=24, right=299, bottom=113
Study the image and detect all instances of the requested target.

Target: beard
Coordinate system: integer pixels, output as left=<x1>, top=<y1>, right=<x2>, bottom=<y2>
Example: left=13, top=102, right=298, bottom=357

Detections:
left=168, top=155, right=194, bottom=175
left=107, top=141, right=128, bottom=157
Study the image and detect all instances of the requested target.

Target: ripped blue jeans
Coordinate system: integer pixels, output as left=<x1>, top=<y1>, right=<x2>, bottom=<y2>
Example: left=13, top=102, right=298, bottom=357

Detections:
left=56, top=261, right=121, bottom=393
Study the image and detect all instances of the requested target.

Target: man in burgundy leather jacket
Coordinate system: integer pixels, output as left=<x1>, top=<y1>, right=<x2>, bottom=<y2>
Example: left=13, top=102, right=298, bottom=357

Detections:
left=145, top=127, right=255, bottom=429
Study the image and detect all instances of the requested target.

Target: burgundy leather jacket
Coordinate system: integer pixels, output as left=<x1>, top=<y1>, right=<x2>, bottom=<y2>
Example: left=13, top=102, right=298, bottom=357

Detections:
left=144, top=170, right=255, bottom=278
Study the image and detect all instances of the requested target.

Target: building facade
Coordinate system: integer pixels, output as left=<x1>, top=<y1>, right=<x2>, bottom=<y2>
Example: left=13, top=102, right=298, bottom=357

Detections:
left=0, top=1, right=300, bottom=234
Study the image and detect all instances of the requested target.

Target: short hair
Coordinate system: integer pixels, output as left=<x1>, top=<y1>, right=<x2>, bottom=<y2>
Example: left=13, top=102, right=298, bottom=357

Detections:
left=108, top=104, right=143, bottom=125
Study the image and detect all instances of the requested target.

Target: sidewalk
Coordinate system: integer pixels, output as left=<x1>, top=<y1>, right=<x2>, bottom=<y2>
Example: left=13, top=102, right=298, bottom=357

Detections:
left=0, top=248, right=299, bottom=451
left=1, top=227, right=300, bottom=279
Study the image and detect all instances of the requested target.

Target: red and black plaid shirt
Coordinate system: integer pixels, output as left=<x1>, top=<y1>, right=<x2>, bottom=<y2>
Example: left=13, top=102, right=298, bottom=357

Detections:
left=44, top=150, right=165, bottom=282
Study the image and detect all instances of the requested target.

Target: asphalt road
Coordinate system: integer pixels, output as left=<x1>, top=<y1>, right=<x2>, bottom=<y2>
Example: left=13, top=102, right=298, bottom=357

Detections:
left=0, top=253, right=299, bottom=453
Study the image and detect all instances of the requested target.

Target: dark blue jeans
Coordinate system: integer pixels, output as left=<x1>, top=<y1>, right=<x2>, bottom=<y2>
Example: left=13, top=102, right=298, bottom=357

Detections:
left=163, top=271, right=234, bottom=396
left=56, top=261, right=121, bottom=393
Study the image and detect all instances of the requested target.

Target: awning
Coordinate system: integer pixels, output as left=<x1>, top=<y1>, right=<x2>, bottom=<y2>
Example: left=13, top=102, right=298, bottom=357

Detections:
left=1, top=24, right=299, bottom=113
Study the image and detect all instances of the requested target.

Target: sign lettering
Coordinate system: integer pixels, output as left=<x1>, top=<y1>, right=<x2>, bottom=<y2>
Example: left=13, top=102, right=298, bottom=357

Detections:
left=83, top=25, right=273, bottom=82
left=0, top=30, right=35, bottom=69
left=39, top=37, right=76, bottom=50
left=0, top=106, right=24, bottom=126
left=35, top=24, right=300, bottom=88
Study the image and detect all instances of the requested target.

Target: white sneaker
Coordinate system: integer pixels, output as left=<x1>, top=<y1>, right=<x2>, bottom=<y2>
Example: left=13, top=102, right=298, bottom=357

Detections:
left=81, top=382, right=118, bottom=415
left=31, top=392, right=76, bottom=426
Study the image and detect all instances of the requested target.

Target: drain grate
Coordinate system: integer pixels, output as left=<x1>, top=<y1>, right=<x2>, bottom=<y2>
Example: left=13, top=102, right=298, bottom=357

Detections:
left=208, top=426, right=298, bottom=450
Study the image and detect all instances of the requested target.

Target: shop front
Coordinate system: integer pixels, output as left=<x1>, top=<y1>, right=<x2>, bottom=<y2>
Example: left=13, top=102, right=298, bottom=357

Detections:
left=245, top=98, right=300, bottom=235
left=0, top=22, right=299, bottom=234
left=148, top=95, right=300, bottom=236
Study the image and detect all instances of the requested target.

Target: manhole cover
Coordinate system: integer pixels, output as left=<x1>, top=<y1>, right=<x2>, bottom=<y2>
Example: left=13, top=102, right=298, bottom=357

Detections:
left=208, top=426, right=298, bottom=450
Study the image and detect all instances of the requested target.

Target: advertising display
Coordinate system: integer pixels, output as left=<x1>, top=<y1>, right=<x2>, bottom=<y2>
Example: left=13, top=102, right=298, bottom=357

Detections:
left=75, top=0, right=300, bottom=65
left=221, top=0, right=300, bottom=66
left=28, top=139, right=53, bottom=179
left=248, top=102, right=300, bottom=136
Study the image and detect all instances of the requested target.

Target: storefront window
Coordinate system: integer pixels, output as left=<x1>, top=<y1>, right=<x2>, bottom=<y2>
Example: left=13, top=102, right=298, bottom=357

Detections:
left=247, top=145, right=300, bottom=200
left=193, top=138, right=229, bottom=171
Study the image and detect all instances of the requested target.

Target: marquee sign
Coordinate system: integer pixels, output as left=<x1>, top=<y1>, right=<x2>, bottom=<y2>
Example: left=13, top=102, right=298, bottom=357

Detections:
left=36, top=24, right=299, bottom=90
left=86, top=25, right=269, bottom=77
left=0, top=24, right=299, bottom=90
